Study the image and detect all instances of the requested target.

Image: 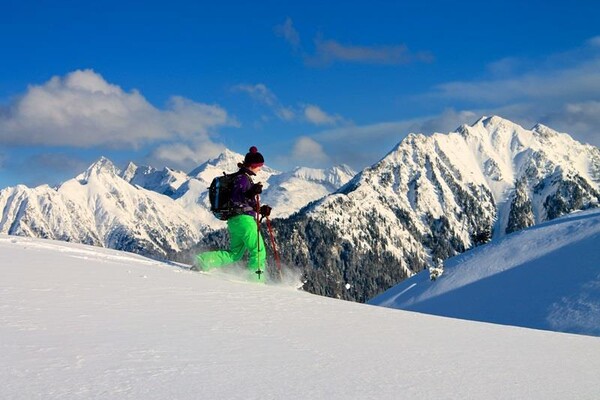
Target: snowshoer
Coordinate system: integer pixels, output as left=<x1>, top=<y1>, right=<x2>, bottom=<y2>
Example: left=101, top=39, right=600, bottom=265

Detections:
left=194, top=146, right=272, bottom=282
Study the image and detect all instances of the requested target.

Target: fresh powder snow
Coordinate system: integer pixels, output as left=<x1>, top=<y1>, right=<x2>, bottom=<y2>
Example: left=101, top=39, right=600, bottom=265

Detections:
left=2, top=234, right=600, bottom=399
left=369, top=208, right=600, bottom=336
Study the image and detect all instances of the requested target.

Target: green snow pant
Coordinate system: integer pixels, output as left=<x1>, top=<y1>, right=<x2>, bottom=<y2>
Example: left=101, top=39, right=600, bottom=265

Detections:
left=196, top=214, right=267, bottom=282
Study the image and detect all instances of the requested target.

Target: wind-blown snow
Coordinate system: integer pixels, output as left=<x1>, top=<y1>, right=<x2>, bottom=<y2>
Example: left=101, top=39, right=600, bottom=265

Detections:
left=2, top=235, right=600, bottom=399
left=369, top=208, right=600, bottom=336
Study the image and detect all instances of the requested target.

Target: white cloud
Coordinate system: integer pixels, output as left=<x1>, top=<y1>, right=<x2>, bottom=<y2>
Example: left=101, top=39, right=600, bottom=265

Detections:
left=550, top=101, right=600, bottom=143
left=146, top=140, right=226, bottom=172
left=286, top=136, right=330, bottom=166
left=424, top=39, right=600, bottom=147
left=307, top=38, right=434, bottom=67
left=275, top=18, right=433, bottom=67
left=303, top=104, right=343, bottom=126
left=587, top=36, right=600, bottom=47
left=434, top=59, right=600, bottom=104
left=233, top=83, right=278, bottom=106
left=309, top=119, right=422, bottom=169
left=233, top=83, right=296, bottom=121
left=486, top=57, right=523, bottom=77
left=432, top=38, right=600, bottom=104
left=274, top=17, right=301, bottom=49
left=276, top=106, right=296, bottom=121
left=234, top=84, right=348, bottom=127
left=413, top=109, right=479, bottom=134
left=0, top=69, right=232, bottom=149
left=233, top=82, right=351, bottom=128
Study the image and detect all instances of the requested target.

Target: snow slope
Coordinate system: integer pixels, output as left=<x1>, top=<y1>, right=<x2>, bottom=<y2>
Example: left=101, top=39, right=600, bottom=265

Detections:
left=2, top=235, right=600, bottom=399
left=369, top=208, right=600, bottom=336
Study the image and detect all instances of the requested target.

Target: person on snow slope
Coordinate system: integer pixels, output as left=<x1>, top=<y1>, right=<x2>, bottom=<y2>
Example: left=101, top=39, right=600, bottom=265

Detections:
left=195, top=146, right=272, bottom=282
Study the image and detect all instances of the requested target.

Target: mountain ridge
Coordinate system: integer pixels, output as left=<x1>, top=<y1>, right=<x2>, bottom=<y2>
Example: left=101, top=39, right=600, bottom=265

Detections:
left=269, top=115, right=600, bottom=301
left=0, top=149, right=355, bottom=256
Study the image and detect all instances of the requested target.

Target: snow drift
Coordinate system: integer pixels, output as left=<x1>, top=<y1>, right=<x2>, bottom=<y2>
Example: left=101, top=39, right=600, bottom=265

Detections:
left=369, top=208, right=600, bottom=336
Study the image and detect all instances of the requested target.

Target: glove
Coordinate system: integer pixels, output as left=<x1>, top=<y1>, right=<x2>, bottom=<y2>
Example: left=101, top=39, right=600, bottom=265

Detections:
left=260, top=204, right=272, bottom=217
left=245, top=183, right=263, bottom=198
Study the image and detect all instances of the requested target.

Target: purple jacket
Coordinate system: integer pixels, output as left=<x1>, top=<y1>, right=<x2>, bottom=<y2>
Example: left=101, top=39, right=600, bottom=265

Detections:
left=231, top=168, right=259, bottom=217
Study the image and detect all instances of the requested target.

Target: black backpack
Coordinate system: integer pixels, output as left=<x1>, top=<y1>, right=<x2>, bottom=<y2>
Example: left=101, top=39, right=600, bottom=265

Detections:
left=208, top=171, right=244, bottom=220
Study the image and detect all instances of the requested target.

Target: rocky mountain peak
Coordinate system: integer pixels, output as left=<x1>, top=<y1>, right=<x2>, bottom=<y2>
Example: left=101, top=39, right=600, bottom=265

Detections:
left=188, top=149, right=244, bottom=179
left=532, top=123, right=560, bottom=139
left=120, top=161, right=139, bottom=181
left=77, top=156, right=119, bottom=183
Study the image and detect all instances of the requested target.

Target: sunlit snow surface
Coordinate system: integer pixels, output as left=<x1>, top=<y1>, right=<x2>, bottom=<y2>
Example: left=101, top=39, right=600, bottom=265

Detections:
left=369, top=208, right=600, bottom=336
left=2, top=235, right=600, bottom=399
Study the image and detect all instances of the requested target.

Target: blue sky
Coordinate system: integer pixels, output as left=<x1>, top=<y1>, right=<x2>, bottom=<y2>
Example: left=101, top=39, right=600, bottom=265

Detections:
left=1, top=0, right=599, bottom=188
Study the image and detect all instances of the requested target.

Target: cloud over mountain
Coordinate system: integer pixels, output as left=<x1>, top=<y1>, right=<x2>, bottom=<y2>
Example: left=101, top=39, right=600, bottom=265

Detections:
left=427, top=38, right=600, bottom=146
left=0, top=69, right=231, bottom=149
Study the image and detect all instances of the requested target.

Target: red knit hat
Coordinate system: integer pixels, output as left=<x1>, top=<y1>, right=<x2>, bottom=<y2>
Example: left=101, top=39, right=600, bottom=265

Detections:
left=244, top=146, right=264, bottom=168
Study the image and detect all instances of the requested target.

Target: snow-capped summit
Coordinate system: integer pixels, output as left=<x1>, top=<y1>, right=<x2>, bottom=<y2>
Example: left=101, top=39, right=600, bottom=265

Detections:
left=188, top=148, right=245, bottom=184
left=531, top=122, right=561, bottom=139
left=122, top=163, right=189, bottom=196
left=76, top=156, right=120, bottom=184
left=120, top=161, right=138, bottom=182
left=188, top=148, right=280, bottom=187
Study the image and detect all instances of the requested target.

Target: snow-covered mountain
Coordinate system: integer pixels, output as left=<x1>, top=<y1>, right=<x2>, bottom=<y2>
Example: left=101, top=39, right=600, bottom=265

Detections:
left=261, top=165, right=356, bottom=217
left=123, top=149, right=355, bottom=223
left=171, top=149, right=282, bottom=229
left=122, top=162, right=190, bottom=196
left=187, top=148, right=280, bottom=186
left=0, top=157, right=205, bottom=257
left=2, top=234, right=600, bottom=399
left=168, top=150, right=357, bottom=219
left=271, top=116, right=600, bottom=302
left=1, top=116, right=597, bottom=303
left=369, top=207, right=600, bottom=336
left=0, top=150, right=355, bottom=256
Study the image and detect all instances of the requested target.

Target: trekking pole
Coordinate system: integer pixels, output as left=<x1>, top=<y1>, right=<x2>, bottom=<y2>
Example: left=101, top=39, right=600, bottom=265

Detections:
left=265, top=215, right=282, bottom=280
left=254, top=194, right=264, bottom=280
